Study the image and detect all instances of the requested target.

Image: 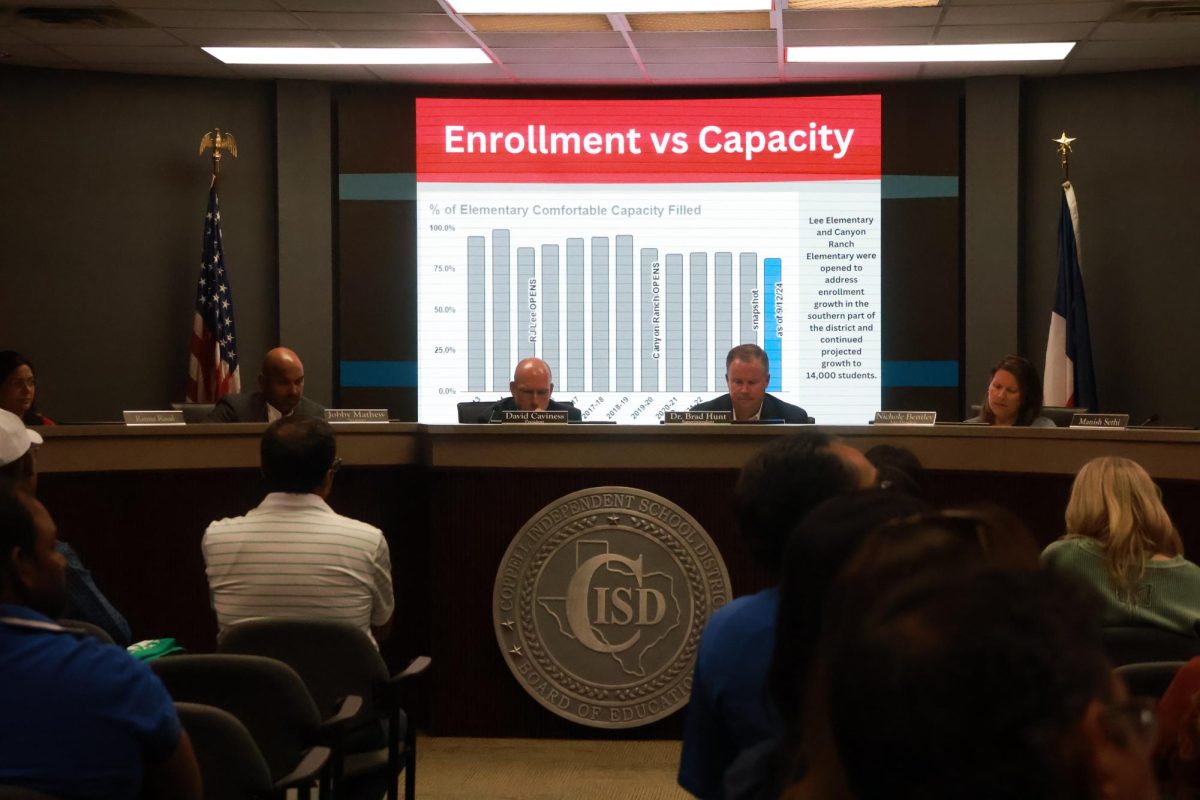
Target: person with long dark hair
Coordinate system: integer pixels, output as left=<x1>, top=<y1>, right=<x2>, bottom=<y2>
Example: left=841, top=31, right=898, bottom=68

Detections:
left=966, top=354, right=1054, bottom=427
left=0, top=351, right=53, bottom=426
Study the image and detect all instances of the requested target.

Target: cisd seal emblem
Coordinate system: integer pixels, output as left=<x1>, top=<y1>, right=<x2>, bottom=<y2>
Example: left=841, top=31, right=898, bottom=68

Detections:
left=493, top=487, right=731, bottom=729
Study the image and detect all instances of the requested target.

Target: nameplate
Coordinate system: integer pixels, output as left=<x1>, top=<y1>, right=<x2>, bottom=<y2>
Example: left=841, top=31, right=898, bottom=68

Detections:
left=499, top=410, right=569, bottom=423
left=325, top=409, right=389, bottom=423
left=122, top=410, right=185, bottom=426
left=663, top=411, right=733, bottom=424
left=1070, top=413, right=1129, bottom=429
left=874, top=411, right=937, bottom=426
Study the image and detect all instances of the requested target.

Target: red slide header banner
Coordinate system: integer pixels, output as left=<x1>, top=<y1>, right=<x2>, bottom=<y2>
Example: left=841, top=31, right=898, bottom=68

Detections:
left=416, top=96, right=880, bottom=184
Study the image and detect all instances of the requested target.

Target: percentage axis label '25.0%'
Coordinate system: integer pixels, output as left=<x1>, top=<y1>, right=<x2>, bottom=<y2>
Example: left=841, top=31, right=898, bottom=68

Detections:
left=434, top=346, right=456, bottom=354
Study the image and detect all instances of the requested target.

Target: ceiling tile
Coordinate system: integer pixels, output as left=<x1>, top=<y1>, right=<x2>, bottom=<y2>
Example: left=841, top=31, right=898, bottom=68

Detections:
left=115, top=0, right=279, bottom=8
left=646, top=61, right=780, bottom=78
left=465, top=14, right=611, bottom=33
left=0, top=41, right=76, bottom=65
left=364, top=63, right=510, bottom=81
left=228, top=62, right=380, bottom=79
left=281, top=0, right=445, bottom=10
left=506, top=62, right=645, bottom=80
left=476, top=31, right=628, bottom=48
left=784, top=26, right=934, bottom=45
left=784, top=61, right=922, bottom=78
left=128, top=9, right=307, bottom=28
left=783, top=7, right=943, bottom=28
left=18, top=27, right=183, bottom=46
left=87, top=59, right=239, bottom=76
left=1060, top=56, right=1200, bottom=74
left=1091, top=21, right=1200, bottom=41
left=637, top=46, right=777, bottom=64
left=292, top=12, right=462, bottom=31
left=323, top=29, right=477, bottom=47
left=49, top=43, right=209, bottom=63
left=167, top=27, right=336, bottom=46
left=490, top=47, right=633, bottom=64
left=920, top=59, right=1063, bottom=77
left=940, top=2, right=1116, bottom=25
left=629, top=30, right=776, bottom=47
left=933, top=22, right=1094, bottom=43
left=1073, top=38, right=1200, bottom=59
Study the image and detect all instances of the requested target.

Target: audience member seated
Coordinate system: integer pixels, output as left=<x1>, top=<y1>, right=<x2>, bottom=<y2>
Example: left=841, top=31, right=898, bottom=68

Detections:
left=0, top=409, right=131, bottom=645
left=1042, top=456, right=1200, bottom=637
left=202, top=416, right=395, bottom=646
left=689, top=344, right=809, bottom=423
left=677, top=432, right=876, bottom=799
left=0, top=352, right=53, bottom=426
left=723, top=489, right=929, bottom=800
left=205, top=346, right=326, bottom=422
left=0, top=486, right=201, bottom=799
left=1155, top=656, right=1200, bottom=797
left=864, top=444, right=929, bottom=500
left=479, top=357, right=582, bottom=422
left=965, top=354, right=1055, bottom=427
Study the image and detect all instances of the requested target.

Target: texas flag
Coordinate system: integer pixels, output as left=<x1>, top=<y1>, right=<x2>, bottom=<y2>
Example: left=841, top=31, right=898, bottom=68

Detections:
left=1043, top=181, right=1098, bottom=410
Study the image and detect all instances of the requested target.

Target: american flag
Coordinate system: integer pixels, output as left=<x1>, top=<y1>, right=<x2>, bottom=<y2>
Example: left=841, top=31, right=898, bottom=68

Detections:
left=186, top=179, right=241, bottom=402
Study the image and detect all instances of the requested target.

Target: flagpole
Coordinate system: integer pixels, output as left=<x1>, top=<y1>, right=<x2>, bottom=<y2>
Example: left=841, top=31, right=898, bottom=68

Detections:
left=1052, top=131, right=1075, bottom=186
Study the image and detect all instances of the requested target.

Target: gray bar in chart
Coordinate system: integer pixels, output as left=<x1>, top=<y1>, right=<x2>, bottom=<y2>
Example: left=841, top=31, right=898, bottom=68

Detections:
left=592, top=237, right=610, bottom=392
left=467, top=236, right=486, bottom=392
left=542, top=245, right=559, bottom=377
left=640, top=248, right=659, bottom=392
left=517, top=247, right=536, bottom=362
left=566, top=238, right=585, bottom=392
left=715, top=252, right=733, bottom=380
left=690, top=253, right=708, bottom=392
left=666, top=254, right=683, bottom=392
left=492, top=229, right=511, bottom=392
left=740, top=252, right=758, bottom=345
left=615, top=236, right=634, bottom=391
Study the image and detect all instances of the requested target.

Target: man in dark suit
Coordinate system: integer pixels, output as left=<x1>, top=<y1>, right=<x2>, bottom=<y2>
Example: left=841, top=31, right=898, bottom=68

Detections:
left=690, top=344, right=810, bottom=423
left=206, top=347, right=326, bottom=423
left=479, top=357, right=582, bottom=422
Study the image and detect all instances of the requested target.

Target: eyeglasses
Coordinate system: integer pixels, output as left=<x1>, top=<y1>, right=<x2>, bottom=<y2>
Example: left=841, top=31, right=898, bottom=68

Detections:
left=1101, top=696, right=1159, bottom=753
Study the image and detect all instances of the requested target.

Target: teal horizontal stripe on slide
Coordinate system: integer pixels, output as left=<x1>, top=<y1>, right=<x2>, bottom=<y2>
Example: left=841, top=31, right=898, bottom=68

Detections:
left=337, top=174, right=958, bottom=202
left=339, top=360, right=958, bottom=389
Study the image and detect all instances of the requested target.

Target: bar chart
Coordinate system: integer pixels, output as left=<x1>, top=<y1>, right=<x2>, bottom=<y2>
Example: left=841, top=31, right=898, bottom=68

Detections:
left=418, top=183, right=881, bottom=424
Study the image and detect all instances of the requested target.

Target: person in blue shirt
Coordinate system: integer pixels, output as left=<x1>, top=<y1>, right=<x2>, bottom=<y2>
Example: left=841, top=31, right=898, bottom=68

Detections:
left=0, top=486, right=201, bottom=798
left=677, top=431, right=877, bottom=799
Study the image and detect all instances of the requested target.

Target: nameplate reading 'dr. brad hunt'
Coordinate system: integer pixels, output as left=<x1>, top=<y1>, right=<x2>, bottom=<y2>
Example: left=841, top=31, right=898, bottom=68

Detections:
left=1070, top=413, right=1130, bottom=429
left=122, top=410, right=185, bottom=426
left=663, top=411, right=733, bottom=424
left=873, top=411, right=937, bottom=426
left=325, top=409, right=389, bottom=423
left=498, top=410, right=569, bottom=423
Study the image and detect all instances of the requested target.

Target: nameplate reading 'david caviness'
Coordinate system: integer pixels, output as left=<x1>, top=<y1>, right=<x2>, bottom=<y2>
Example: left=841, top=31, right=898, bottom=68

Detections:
left=493, top=487, right=731, bottom=729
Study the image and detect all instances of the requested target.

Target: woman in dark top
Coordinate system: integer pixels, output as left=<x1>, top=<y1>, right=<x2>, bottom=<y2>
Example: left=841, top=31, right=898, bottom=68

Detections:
left=967, top=354, right=1054, bottom=427
left=0, top=351, right=53, bottom=426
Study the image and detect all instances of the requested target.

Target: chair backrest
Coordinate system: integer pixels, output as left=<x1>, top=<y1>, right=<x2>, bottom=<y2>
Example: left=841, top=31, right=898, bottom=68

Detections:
left=1101, top=626, right=1200, bottom=667
left=219, top=618, right=390, bottom=720
left=152, top=654, right=322, bottom=782
left=175, top=702, right=273, bottom=800
left=56, top=618, right=115, bottom=645
left=1042, top=406, right=1087, bottom=426
left=1116, top=661, right=1187, bottom=700
left=171, top=403, right=216, bottom=423
left=456, top=401, right=495, bottom=423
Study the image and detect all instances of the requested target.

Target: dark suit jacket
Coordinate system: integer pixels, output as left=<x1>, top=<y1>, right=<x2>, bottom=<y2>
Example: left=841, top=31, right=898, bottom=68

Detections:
left=205, top=392, right=327, bottom=423
left=479, top=397, right=582, bottom=423
left=689, top=393, right=811, bottom=423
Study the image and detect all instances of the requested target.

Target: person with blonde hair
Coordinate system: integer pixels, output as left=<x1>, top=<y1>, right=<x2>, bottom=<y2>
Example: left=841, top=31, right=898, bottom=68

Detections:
left=1042, top=456, right=1200, bottom=636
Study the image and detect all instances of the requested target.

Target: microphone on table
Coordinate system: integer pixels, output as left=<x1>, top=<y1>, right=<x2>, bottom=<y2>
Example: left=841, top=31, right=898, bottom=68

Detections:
left=1137, top=413, right=1159, bottom=427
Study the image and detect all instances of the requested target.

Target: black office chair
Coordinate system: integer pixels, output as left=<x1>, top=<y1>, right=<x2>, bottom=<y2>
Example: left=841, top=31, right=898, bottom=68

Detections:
left=1041, top=406, right=1087, bottom=426
left=455, top=401, right=495, bottom=423
left=1101, top=626, right=1200, bottom=667
left=153, top=654, right=351, bottom=800
left=219, top=619, right=431, bottom=800
left=1116, top=661, right=1187, bottom=700
left=57, top=618, right=115, bottom=645
left=176, top=702, right=327, bottom=800
left=171, top=402, right=216, bottom=423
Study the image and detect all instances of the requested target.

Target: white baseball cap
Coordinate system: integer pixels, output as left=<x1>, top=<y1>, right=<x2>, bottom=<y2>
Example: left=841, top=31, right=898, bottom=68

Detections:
left=0, top=409, right=42, bottom=468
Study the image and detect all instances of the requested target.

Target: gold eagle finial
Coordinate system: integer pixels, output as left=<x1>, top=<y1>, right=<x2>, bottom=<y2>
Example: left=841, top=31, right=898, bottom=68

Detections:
left=199, top=128, right=238, bottom=176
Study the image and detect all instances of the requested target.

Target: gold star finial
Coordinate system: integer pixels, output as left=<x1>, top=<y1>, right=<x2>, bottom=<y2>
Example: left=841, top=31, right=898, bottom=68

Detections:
left=1053, top=132, right=1076, bottom=181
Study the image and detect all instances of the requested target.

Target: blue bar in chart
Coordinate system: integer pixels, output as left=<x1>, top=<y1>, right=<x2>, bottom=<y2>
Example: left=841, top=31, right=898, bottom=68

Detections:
left=764, top=257, right=782, bottom=392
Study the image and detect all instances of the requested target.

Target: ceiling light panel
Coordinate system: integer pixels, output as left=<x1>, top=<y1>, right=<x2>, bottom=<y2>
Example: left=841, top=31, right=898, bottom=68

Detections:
left=786, top=42, right=1075, bottom=61
left=450, top=0, right=771, bottom=12
left=203, top=46, right=492, bottom=64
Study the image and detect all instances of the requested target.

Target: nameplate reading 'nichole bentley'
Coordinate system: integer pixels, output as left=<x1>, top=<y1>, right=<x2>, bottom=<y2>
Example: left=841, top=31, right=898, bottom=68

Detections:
left=493, top=487, right=731, bottom=729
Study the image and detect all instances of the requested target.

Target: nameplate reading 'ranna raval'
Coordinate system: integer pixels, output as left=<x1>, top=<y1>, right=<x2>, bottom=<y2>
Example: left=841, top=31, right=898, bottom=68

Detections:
left=663, top=410, right=733, bottom=424
left=1070, top=413, right=1130, bottom=429
left=493, top=487, right=731, bottom=729
left=873, top=411, right=937, bottom=426
left=122, top=410, right=185, bottom=426
left=324, top=409, right=389, bottom=423
left=497, top=409, right=569, bottom=423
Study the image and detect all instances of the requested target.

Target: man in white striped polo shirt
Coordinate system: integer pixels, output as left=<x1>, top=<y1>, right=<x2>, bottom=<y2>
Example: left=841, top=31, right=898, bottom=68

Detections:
left=202, top=416, right=395, bottom=646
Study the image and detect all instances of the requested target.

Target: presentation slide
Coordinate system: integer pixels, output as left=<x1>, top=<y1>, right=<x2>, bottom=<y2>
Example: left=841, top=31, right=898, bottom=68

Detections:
left=416, top=96, right=881, bottom=424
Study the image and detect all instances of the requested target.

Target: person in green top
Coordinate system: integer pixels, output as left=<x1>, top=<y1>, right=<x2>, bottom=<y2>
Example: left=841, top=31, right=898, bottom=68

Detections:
left=1042, top=456, right=1200, bottom=637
